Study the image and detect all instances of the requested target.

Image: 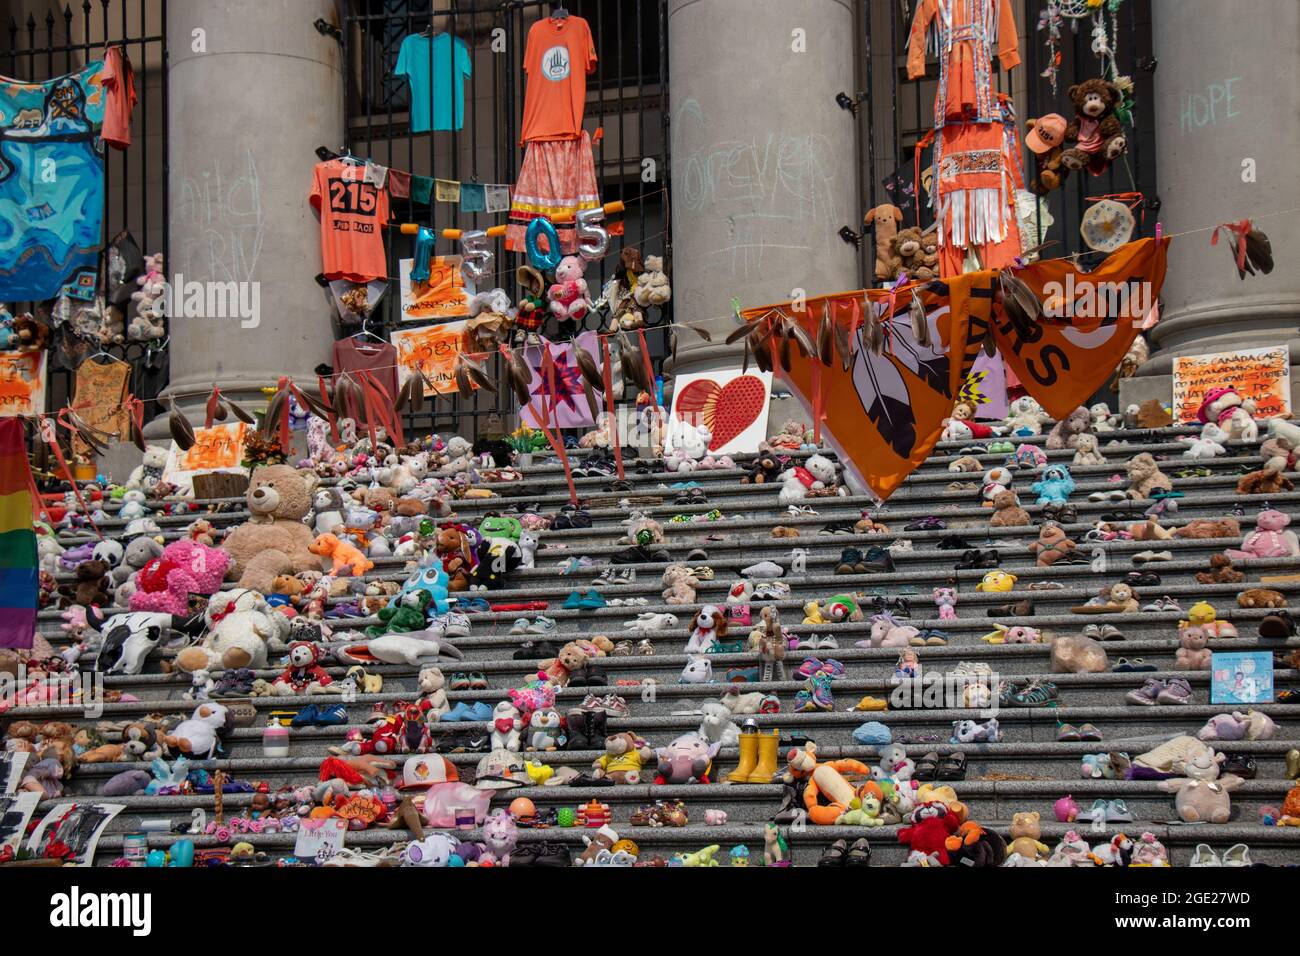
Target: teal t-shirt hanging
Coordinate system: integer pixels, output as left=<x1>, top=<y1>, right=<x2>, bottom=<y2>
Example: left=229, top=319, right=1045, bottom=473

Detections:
left=396, top=33, right=472, bottom=133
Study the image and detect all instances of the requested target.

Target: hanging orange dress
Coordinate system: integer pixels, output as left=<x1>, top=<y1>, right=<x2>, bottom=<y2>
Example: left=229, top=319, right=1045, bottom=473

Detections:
left=908, top=0, right=1023, bottom=277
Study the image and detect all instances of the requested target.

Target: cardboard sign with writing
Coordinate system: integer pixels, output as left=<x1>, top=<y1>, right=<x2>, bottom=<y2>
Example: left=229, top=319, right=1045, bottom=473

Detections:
left=1172, top=346, right=1291, bottom=423
left=0, top=351, right=45, bottom=417
left=399, top=256, right=471, bottom=321
left=391, top=321, right=472, bottom=396
left=164, top=422, right=249, bottom=483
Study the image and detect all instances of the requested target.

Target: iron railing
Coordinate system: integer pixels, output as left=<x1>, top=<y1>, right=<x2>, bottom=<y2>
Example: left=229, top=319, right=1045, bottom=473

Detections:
left=859, top=0, right=1158, bottom=277
left=1, top=0, right=169, bottom=424
left=340, top=0, right=671, bottom=439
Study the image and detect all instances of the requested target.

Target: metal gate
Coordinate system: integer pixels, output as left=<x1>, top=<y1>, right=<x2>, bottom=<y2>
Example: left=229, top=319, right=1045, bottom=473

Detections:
left=858, top=0, right=1158, bottom=275
left=1, top=0, right=170, bottom=423
left=340, top=0, right=671, bottom=439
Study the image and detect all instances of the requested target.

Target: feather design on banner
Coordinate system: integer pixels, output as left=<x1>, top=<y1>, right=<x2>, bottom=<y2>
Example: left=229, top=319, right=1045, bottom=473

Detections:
left=739, top=238, right=1170, bottom=501
left=850, top=322, right=918, bottom=460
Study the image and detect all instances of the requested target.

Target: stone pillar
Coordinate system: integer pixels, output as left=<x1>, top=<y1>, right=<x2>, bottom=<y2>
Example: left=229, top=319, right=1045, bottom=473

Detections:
left=665, top=0, right=861, bottom=387
left=1121, top=0, right=1300, bottom=411
left=148, top=0, right=344, bottom=436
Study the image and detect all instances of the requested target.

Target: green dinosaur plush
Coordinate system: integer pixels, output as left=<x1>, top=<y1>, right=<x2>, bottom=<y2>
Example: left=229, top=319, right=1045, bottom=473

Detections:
left=366, top=589, right=431, bottom=637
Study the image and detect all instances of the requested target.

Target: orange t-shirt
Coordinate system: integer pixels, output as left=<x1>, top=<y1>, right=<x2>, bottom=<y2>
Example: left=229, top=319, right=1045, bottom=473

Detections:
left=520, top=15, right=597, bottom=144
left=309, top=159, right=390, bottom=282
left=100, top=47, right=136, bottom=150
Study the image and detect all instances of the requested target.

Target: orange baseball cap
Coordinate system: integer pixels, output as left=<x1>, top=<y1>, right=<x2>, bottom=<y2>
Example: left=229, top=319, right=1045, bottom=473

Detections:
left=1027, top=114, right=1067, bottom=154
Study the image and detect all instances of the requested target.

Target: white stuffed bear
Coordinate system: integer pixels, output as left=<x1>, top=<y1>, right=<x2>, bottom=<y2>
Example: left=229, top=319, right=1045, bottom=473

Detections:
left=173, top=589, right=292, bottom=674
left=1089, top=403, right=1119, bottom=433
left=1071, top=434, right=1107, bottom=467
left=490, top=700, right=523, bottom=751
left=664, top=417, right=712, bottom=472
left=1180, top=422, right=1228, bottom=459
left=777, top=453, right=843, bottom=503
left=418, top=666, right=450, bottom=719
left=127, top=445, right=169, bottom=492
left=1004, top=396, right=1049, bottom=437
left=440, top=436, right=475, bottom=476
left=633, top=255, right=671, bottom=308
left=116, top=489, right=150, bottom=520
left=981, top=465, right=1014, bottom=504
left=128, top=252, right=167, bottom=342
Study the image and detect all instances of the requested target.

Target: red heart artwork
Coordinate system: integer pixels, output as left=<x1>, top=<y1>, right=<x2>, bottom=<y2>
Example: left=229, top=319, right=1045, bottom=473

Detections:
left=674, top=375, right=767, bottom=450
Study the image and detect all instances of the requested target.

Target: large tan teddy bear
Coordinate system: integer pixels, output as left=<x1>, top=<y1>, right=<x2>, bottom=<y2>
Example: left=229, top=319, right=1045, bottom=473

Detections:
left=222, top=465, right=321, bottom=593
left=1124, top=453, right=1173, bottom=500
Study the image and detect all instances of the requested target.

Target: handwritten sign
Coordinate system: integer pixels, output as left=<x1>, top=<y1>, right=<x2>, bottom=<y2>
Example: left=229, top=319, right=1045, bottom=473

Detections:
left=391, top=321, right=472, bottom=396
left=164, top=422, right=248, bottom=483
left=1172, top=346, right=1291, bottom=423
left=399, top=256, right=470, bottom=321
left=0, top=351, right=45, bottom=417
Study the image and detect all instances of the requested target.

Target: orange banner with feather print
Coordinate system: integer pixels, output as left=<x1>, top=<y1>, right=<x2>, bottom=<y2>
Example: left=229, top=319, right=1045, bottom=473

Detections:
left=738, top=238, right=1169, bottom=501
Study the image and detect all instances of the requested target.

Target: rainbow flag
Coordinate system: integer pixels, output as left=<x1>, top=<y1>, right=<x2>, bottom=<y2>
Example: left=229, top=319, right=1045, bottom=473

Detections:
left=0, top=418, right=37, bottom=649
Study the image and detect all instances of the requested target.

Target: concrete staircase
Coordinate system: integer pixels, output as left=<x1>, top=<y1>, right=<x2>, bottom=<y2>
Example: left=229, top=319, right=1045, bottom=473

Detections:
left=22, top=423, right=1300, bottom=866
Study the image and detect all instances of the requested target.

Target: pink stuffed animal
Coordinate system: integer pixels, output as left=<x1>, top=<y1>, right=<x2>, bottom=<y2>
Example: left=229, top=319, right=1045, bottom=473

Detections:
left=932, top=587, right=957, bottom=621
left=1054, top=794, right=1080, bottom=823
left=129, top=540, right=230, bottom=616
left=1175, top=625, right=1212, bottom=671
left=548, top=256, right=591, bottom=324
left=1224, top=509, right=1300, bottom=560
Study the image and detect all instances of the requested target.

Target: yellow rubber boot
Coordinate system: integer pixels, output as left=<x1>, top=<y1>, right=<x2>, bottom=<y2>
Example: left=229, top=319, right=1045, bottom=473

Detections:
left=726, top=731, right=759, bottom=783
left=744, top=730, right=780, bottom=783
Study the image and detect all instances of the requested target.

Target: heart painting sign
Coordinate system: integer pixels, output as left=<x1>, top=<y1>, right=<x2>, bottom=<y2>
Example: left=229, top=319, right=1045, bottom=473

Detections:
left=668, top=369, right=772, bottom=456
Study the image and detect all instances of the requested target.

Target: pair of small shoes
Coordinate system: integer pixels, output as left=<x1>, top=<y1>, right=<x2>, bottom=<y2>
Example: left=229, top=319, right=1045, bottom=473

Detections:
left=442, top=701, right=494, bottom=722
left=818, top=838, right=871, bottom=866
left=290, top=703, right=348, bottom=727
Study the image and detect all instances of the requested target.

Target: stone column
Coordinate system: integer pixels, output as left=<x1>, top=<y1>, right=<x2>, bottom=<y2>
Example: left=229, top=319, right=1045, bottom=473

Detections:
left=1120, top=0, right=1300, bottom=410
left=147, top=0, right=344, bottom=436
left=665, top=0, right=862, bottom=387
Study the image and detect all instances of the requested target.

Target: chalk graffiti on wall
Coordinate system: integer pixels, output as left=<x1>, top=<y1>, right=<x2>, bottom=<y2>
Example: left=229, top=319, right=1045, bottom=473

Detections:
left=672, top=98, right=841, bottom=278
left=175, top=149, right=266, bottom=286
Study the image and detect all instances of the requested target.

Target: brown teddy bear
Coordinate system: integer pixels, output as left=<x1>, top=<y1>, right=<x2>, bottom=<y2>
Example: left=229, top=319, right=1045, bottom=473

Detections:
left=1173, top=518, right=1241, bottom=540
left=1045, top=407, right=1093, bottom=450
left=270, top=574, right=305, bottom=606
left=885, top=226, right=929, bottom=282
left=353, top=485, right=397, bottom=515
left=394, top=497, right=428, bottom=517
left=1125, top=453, right=1173, bottom=499
left=59, top=559, right=111, bottom=608
left=988, top=490, right=1031, bottom=528
left=864, top=203, right=904, bottom=280
left=1029, top=523, right=1077, bottom=566
left=221, top=464, right=320, bottom=593
left=1026, top=117, right=1068, bottom=194
left=1061, top=78, right=1126, bottom=174
left=1237, top=468, right=1294, bottom=496
left=948, top=455, right=983, bottom=474
left=1175, top=625, right=1212, bottom=671
left=660, top=564, right=700, bottom=605
left=538, top=641, right=593, bottom=687
left=1073, top=582, right=1138, bottom=614
left=13, top=314, right=52, bottom=351
left=741, top=454, right=782, bottom=484
left=1237, top=588, right=1286, bottom=609
left=770, top=526, right=801, bottom=538
left=1195, top=554, right=1244, bottom=585
left=1121, top=516, right=1174, bottom=540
